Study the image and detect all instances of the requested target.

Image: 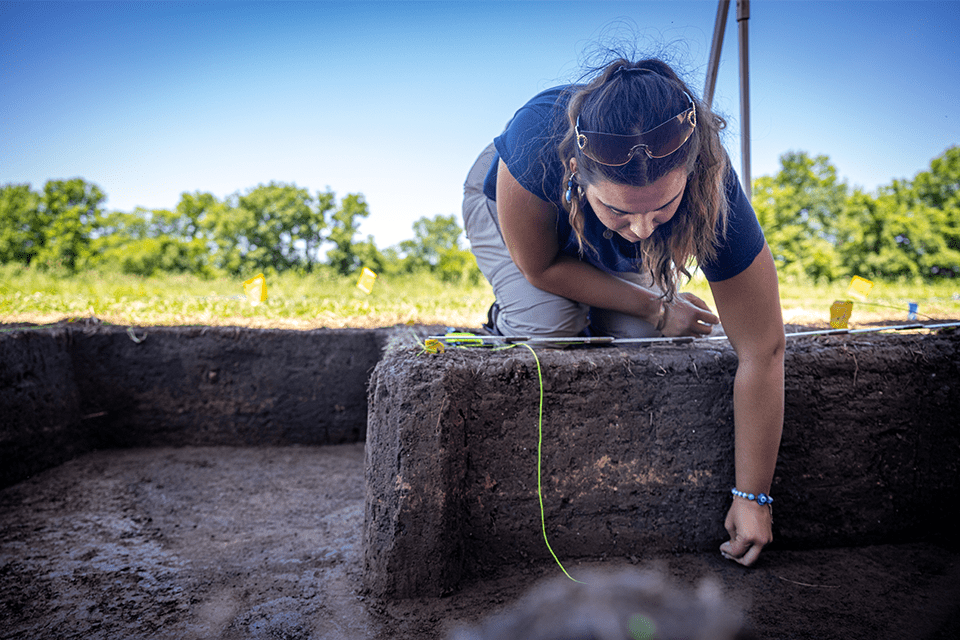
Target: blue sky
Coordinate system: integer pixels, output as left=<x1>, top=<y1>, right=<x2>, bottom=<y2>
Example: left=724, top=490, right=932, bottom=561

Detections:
left=2, top=0, right=959, bottom=248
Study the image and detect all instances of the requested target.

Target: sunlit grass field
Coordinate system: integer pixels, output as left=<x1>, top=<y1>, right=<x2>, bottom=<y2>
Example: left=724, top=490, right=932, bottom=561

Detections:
left=1, top=264, right=958, bottom=330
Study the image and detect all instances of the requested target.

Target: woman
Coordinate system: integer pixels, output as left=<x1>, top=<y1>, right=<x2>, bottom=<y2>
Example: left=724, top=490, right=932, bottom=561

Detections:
left=462, top=58, right=784, bottom=566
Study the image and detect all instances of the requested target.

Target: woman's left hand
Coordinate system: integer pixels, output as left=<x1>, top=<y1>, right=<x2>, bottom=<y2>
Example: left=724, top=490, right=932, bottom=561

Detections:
left=719, top=498, right=773, bottom=566
left=659, top=292, right=719, bottom=337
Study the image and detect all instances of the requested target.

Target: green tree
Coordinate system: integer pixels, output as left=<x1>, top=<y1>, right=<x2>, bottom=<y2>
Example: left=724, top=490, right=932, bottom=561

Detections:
left=752, top=152, right=848, bottom=280
left=84, top=190, right=221, bottom=277
left=237, top=182, right=327, bottom=272
left=88, top=207, right=213, bottom=277
left=395, top=214, right=481, bottom=282
left=905, top=146, right=960, bottom=278
left=326, top=193, right=370, bottom=275
left=352, top=234, right=389, bottom=275
left=913, top=146, right=960, bottom=210
left=0, top=183, right=42, bottom=265
left=88, top=209, right=148, bottom=267
left=33, top=179, right=105, bottom=271
left=838, top=147, right=960, bottom=280
left=839, top=187, right=921, bottom=279
left=206, top=183, right=331, bottom=275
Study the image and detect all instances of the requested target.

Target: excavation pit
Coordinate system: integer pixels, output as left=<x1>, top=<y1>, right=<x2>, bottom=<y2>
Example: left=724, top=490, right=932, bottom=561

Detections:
left=2, top=323, right=959, bottom=639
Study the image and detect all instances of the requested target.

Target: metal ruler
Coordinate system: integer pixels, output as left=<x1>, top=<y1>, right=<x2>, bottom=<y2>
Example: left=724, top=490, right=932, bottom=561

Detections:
left=428, top=321, right=960, bottom=348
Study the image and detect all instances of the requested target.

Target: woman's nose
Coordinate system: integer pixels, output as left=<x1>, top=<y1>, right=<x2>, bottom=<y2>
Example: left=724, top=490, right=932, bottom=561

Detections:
left=630, top=215, right=655, bottom=239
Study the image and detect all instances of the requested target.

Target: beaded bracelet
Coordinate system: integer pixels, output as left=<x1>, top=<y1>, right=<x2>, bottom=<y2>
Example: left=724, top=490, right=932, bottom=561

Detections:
left=731, top=487, right=773, bottom=506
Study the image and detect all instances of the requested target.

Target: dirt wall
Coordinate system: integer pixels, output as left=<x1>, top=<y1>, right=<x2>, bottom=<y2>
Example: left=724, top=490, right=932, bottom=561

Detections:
left=1, top=324, right=394, bottom=488
left=363, top=331, right=960, bottom=598
left=0, top=327, right=85, bottom=489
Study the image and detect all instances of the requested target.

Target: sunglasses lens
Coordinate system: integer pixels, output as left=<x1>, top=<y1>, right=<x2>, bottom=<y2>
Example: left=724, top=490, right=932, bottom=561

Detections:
left=642, top=110, right=695, bottom=158
left=580, top=134, right=634, bottom=165
left=578, top=106, right=696, bottom=165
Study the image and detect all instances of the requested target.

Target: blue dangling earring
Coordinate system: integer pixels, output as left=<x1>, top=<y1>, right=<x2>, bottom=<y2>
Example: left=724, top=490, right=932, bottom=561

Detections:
left=565, top=173, right=578, bottom=204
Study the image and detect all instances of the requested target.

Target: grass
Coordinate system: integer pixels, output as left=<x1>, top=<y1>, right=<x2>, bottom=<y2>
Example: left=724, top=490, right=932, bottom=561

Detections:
left=682, top=270, right=960, bottom=327
left=0, top=265, right=495, bottom=329
left=1, top=263, right=958, bottom=330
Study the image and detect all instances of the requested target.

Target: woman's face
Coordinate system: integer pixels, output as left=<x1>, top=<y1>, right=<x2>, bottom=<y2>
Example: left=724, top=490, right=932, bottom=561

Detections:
left=582, top=168, right=688, bottom=243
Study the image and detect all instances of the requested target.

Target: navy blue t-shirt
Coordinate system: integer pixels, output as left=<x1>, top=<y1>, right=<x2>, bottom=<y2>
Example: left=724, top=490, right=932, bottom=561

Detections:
left=482, top=85, right=765, bottom=282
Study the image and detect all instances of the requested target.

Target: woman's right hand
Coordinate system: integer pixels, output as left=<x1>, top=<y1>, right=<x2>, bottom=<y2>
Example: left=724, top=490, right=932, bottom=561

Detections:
left=659, top=292, right=720, bottom=337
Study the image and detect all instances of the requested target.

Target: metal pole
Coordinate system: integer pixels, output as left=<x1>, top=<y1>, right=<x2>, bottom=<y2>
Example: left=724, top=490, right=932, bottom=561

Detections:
left=737, top=0, right=752, bottom=201
left=703, top=0, right=730, bottom=107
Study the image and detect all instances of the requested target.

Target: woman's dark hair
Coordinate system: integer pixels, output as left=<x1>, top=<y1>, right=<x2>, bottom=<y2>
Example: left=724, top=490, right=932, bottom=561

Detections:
left=558, top=58, right=730, bottom=297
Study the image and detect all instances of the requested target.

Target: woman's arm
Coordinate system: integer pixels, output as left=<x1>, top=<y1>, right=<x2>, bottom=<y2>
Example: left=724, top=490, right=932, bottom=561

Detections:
left=496, top=159, right=715, bottom=334
left=708, top=243, right=785, bottom=566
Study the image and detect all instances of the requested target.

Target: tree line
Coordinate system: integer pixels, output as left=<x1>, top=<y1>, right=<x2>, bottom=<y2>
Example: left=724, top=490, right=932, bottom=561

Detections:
left=753, top=146, right=959, bottom=281
left=1, top=146, right=957, bottom=283
left=0, top=181, right=481, bottom=283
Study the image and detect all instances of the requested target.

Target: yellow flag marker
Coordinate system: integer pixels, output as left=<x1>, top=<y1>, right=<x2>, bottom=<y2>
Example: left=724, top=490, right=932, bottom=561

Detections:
left=846, top=275, right=874, bottom=300
left=242, top=273, right=268, bottom=306
left=830, top=300, right=853, bottom=329
left=356, top=267, right=378, bottom=294
left=423, top=339, right=445, bottom=354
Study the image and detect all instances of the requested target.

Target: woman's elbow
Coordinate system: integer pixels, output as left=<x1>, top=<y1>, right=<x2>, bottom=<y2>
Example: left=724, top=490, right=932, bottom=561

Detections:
left=756, top=329, right=786, bottom=369
left=735, top=325, right=785, bottom=371
left=515, top=261, right=550, bottom=290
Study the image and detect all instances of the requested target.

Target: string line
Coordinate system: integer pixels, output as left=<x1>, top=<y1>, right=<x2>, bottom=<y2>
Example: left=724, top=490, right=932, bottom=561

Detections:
left=520, top=343, right=584, bottom=583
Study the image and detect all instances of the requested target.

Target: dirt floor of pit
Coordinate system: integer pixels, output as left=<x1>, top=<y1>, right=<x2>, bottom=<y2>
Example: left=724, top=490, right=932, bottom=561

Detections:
left=2, top=445, right=959, bottom=640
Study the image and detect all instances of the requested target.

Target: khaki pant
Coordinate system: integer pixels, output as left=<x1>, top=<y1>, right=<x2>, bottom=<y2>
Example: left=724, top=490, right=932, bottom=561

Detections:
left=462, top=144, right=661, bottom=338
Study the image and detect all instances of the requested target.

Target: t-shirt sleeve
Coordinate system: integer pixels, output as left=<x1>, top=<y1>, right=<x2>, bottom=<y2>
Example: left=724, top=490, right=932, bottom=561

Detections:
left=698, top=170, right=767, bottom=282
left=486, top=90, right=566, bottom=205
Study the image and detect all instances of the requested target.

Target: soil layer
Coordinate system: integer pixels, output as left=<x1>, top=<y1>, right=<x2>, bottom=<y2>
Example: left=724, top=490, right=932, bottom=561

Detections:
left=364, top=331, right=960, bottom=597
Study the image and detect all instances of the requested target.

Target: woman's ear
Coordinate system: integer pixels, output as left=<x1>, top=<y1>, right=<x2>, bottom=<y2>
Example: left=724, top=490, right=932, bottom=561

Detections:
left=569, top=157, right=578, bottom=174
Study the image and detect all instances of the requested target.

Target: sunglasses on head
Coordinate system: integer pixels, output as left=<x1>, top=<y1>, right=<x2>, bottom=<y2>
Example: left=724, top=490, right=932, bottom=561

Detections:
left=575, top=92, right=697, bottom=165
